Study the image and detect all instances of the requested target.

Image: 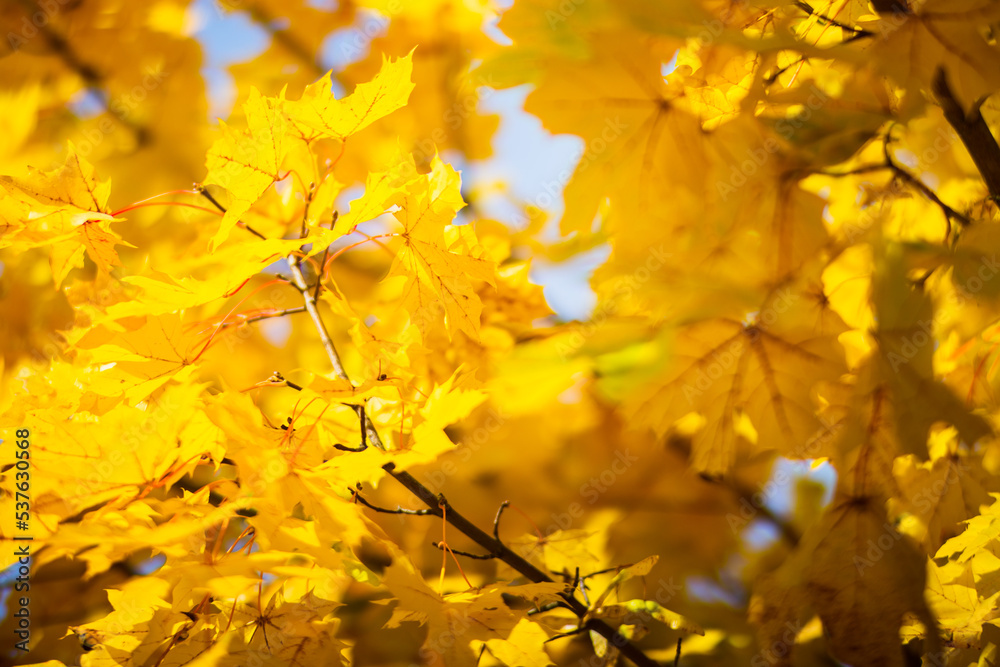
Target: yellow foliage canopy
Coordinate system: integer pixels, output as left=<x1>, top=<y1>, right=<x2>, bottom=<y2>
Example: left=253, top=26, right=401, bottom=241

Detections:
left=5, top=1, right=1000, bottom=666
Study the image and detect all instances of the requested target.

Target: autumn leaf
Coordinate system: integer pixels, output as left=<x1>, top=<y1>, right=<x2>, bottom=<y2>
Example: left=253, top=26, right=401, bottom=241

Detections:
left=861, top=0, right=1000, bottom=115
left=381, top=551, right=563, bottom=667
left=202, top=88, right=289, bottom=248
left=69, top=313, right=205, bottom=403
left=751, top=495, right=939, bottom=667
left=285, top=51, right=415, bottom=142
left=0, top=148, right=130, bottom=284
left=628, top=281, right=847, bottom=475
left=385, top=156, right=496, bottom=340
left=7, top=3, right=1000, bottom=667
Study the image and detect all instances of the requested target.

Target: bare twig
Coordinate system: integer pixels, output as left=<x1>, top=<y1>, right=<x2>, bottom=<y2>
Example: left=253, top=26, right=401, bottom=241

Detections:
left=350, top=489, right=435, bottom=515
left=333, top=405, right=368, bottom=452
left=493, top=500, right=510, bottom=541
left=431, top=542, right=498, bottom=560
left=884, top=136, right=970, bottom=234
left=794, top=1, right=872, bottom=35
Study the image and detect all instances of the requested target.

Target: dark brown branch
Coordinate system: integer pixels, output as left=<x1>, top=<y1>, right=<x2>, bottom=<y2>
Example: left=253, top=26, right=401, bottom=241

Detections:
left=933, top=68, right=1000, bottom=204
left=381, top=464, right=661, bottom=667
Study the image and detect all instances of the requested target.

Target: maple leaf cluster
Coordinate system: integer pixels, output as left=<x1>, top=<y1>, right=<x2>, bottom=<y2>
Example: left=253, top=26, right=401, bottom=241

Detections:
left=3, top=1, right=1000, bottom=666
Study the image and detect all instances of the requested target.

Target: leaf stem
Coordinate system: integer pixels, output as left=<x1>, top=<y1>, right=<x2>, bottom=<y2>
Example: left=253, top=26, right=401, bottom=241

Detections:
left=214, top=306, right=306, bottom=330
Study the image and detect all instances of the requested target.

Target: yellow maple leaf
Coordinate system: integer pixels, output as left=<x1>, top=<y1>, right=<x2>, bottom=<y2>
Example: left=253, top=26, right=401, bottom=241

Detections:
left=203, top=88, right=288, bottom=248
left=751, top=495, right=938, bottom=667
left=72, top=313, right=204, bottom=404
left=385, top=157, right=495, bottom=340
left=628, top=281, right=847, bottom=475
left=861, top=0, right=1000, bottom=115
left=381, top=549, right=564, bottom=667
left=285, top=51, right=415, bottom=142
left=0, top=148, right=130, bottom=285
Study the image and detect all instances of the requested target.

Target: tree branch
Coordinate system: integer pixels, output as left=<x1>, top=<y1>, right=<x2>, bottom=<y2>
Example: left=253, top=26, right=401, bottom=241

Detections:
left=668, top=438, right=801, bottom=546
left=284, top=255, right=387, bottom=450
left=220, top=165, right=663, bottom=667
left=16, top=0, right=151, bottom=144
left=933, top=68, right=1000, bottom=204
left=380, top=463, right=661, bottom=667
left=883, top=138, right=970, bottom=233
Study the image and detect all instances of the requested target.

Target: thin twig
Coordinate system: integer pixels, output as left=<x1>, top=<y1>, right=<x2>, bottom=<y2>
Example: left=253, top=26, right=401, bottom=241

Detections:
left=350, top=489, right=435, bottom=515
left=300, top=182, right=315, bottom=239
left=794, top=1, right=871, bottom=35
left=544, top=629, right=586, bottom=644
left=196, top=186, right=269, bottom=240
left=527, top=601, right=567, bottom=616
left=493, top=500, right=510, bottom=541
left=668, top=439, right=801, bottom=545
left=431, top=542, right=497, bottom=560
left=884, top=137, right=970, bottom=231
left=812, top=163, right=890, bottom=178
left=246, top=2, right=328, bottom=77
left=334, top=405, right=368, bottom=452
left=285, top=256, right=382, bottom=449
left=15, top=0, right=150, bottom=143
